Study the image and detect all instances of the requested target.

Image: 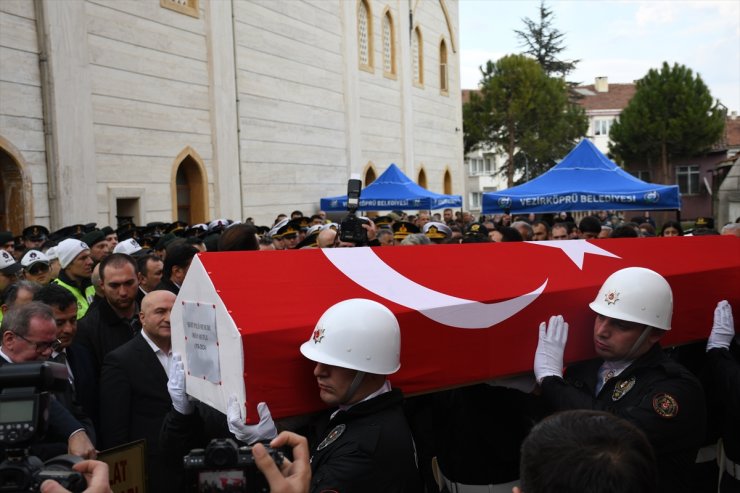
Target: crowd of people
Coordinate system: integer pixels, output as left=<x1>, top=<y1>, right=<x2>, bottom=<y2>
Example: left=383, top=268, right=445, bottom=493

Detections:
left=0, top=209, right=738, bottom=493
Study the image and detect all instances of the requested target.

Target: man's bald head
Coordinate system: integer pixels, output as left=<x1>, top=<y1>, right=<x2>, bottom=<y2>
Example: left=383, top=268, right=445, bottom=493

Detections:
left=317, top=229, right=337, bottom=248
left=141, top=289, right=176, bottom=313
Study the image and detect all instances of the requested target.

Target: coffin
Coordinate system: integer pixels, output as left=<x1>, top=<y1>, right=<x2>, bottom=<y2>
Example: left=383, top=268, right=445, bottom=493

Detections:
left=170, top=236, right=740, bottom=423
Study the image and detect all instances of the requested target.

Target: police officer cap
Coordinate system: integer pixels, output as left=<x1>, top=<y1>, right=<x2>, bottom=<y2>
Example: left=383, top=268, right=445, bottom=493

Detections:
left=101, top=226, right=115, bottom=237
left=208, top=219, right=230, bottom=233
left=166, top=221, right=189, bottom=236
left=276, top=222, right=299, bottom=239
left=81, top=230, right=106, bottom=248
left=185, top=223, right=208, bottom=238
left=295, top=232, right=320, bottom=249
left=268, top=218, right=290, bottom=239
left=23, top=225, right=50, bottom=241
left=83, top=223, right=97, bottom=233
left=0, top=250, right=21, bottom=276
left=694, top=217, right=714, bottom=229
left=465, top=222, right=489, bottom=238
left=0, top=231, right=13, bottom=245
left=51, top=224, right=85, bottom=242
left=392, top=221, right=419, bottom=239
left=374, top=216, right=394, bottom=228
left=155, top=233, right=178, bottom=251
left=423, top=221, right=451, bottom=239
left=21, top=249, right=50, bottom=269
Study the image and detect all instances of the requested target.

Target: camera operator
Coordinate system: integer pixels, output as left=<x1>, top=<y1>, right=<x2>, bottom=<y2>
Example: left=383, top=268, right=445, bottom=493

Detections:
left=0, top=302, right=97, bottom=460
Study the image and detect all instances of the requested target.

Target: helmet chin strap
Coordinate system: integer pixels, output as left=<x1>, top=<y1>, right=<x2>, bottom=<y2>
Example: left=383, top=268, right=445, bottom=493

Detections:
left=340, top=370, right=366, bottom=405
left=625, top=326, right=653, bottom=361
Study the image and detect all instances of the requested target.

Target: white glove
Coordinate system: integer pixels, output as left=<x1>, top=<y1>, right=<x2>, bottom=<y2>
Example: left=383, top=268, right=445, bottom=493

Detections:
left=168, top=353, right=194, bottom=415
left=534, top=315, right=569, bottom=383
left=707, top=300, right=735, bottom=351
left=227, top=395, right=277, bottom=445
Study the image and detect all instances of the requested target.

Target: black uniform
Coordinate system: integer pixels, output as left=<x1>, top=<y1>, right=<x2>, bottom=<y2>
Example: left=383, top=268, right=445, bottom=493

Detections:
left=76, top=297, right=139, bottom=374
left=308, top=388, right=421, bottom=493
left=540, top=344, right=706, bottom=493
left=705, top=337, right=740, bottom=491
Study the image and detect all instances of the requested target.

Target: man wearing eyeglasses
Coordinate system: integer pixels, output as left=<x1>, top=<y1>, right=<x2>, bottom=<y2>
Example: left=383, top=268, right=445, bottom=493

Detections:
left=0, top=302, right=97, bottom=460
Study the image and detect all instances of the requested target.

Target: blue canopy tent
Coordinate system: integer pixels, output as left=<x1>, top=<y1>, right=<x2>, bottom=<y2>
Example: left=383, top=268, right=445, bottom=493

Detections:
left=321, top=163, right=463, bottom=211
left=482, top=139, right=680, bottom=214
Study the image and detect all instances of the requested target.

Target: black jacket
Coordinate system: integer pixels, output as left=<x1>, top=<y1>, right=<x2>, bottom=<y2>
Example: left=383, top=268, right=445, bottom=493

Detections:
left=76, top=297, right=139, bottom=374
left=308, top=388, right=421, bottom=493
left=541, top=344, right=706, bottom=493
left=100, top=333, right=172, bottom=492
left=704, top=338, right=740, bottom=461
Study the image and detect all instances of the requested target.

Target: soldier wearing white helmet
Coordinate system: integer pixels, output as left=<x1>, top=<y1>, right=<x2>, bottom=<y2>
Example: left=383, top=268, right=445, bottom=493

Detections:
left=533, top=267, right=706, bottom=493
left=221, top=298, right=421, bottom=493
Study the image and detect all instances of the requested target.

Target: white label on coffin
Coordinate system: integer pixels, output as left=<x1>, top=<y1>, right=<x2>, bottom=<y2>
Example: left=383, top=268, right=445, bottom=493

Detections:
left=182, top=301, right=221, bottom=384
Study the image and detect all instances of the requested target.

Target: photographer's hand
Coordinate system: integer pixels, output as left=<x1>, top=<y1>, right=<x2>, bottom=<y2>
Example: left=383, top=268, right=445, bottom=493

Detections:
left=253, top=431, right=311, bottom=493
left=40, top=460, right=113, bottom=493
left=362, top=219, right=377, bottom=242
left=68, top=430, right=97, bottom=459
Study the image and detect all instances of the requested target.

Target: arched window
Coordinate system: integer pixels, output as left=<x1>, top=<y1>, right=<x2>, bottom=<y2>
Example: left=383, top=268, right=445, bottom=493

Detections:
left=443, top=169, right=452, bottom=195
left=172, top=148, right=207, bottom=224
left=364, top=166, right=377, bottom=186
left=382, top=10, right=395, bottom=77
left=439, top=39, right=448, bottom=94
left=0, top=143, right=29, bottom=234
left=358, top=0, right=373, bottom=71
left=418, top=168, right=427, bottom=189
left=412, top=27, right=423, bottom=86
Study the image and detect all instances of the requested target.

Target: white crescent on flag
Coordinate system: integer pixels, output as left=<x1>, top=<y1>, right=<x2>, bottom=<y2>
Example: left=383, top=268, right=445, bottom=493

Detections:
left=322, top=247, right=548, bottom=329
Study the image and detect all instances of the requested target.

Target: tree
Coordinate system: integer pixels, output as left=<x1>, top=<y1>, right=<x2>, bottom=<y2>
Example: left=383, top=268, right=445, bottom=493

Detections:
left=609, top=62, right=725, bottom=184
left=463, top=54, right=587, bottom=187
left=515, top=1, right=579, bottom=79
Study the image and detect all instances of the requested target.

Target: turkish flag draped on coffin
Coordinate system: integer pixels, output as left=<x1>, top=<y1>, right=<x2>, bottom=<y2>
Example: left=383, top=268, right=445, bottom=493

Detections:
left=170, top=236, right=740, bottom=423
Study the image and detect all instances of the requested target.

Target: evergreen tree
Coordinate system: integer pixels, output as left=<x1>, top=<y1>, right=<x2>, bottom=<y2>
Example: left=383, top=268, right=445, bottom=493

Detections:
left=463, top=55, right=587, bottom=187
left=609, top=62, right=725, bottom=183
left=515, top=1, right=579, bottom=79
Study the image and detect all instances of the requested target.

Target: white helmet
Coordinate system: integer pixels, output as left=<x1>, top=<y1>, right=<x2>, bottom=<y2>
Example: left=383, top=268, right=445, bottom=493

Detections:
left=589, top=267, right=673, bottom=330
left=300, top=299, right=401, bottom=374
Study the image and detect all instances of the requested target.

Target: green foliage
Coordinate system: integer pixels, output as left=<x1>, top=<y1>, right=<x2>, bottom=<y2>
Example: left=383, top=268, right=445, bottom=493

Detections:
left=463, top=55, right=587, bottom=187
left=609, top=62, right=725, bottom=183
left=515, top=1, right=579, bottom=79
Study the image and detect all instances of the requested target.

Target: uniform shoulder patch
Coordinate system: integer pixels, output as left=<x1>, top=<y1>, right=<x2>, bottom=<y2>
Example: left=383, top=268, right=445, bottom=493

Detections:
left=652, top=393, right=679, bottom=418
left=316, top=424, right=346, bottom=451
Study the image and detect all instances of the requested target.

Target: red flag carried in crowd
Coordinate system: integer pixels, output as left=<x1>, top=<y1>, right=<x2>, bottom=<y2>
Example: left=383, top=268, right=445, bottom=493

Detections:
left=171, top=236, right=739, bottom=422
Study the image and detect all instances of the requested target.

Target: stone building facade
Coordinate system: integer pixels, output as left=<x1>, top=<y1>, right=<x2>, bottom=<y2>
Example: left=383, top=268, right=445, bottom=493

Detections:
left=0, top=0, right=463, bottom=231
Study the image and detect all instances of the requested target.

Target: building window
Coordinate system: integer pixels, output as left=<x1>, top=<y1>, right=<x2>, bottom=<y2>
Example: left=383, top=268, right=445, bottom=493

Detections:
left=631, top=170, right=651, bottom=182
left=382, top=10, right=395, bottom=77
left=358, top=0, right=373, bottom=71
left=160, top=0, right=199, bottom=18
left=594, top=119, right=611, bottom=136
left=364, top=166, right=377, bottom=186
left=468, top=158, right=493, bottom=176
left=676, top=165, right=699, bottom=195
left=413, top=27, right=423, bottom=86
left=439, top=39, right=448, bottom=94
left=443, top=169, right=452, bottom=194
left=470, top=192, right=482, bottom=210
left=418, top=168, right=427, bottom=188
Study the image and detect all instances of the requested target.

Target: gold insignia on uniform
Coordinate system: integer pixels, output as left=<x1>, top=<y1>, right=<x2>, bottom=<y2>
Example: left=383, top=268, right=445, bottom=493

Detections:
left=428, top=226, right=438, bottom=235
left=652, top=393, right=679, bottom=418
left=604, top=290, right=620, bottom=305
left=316, top=424, right=345, bottom=451
left=312, top=327, right=325, bottom=344
left=611, top=376, right=636, bottom=401
left=398, top=225, right=408, bottom=234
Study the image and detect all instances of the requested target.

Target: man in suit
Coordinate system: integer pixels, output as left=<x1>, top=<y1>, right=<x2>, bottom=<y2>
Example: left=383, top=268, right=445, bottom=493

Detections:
left=0, top=302, right=96, bottom=460
left=100, top=290, right=176, bottom=492
left=155, top=242, right=197, bottom=295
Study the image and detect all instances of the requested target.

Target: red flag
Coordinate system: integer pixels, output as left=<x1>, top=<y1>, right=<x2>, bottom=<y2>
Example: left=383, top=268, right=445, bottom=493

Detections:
left=172, top=236, right=739, bottom=422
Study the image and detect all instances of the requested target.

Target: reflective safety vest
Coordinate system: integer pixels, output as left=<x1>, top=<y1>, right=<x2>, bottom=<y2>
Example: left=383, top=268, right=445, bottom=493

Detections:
left=52, top=278, right=96, bottom=319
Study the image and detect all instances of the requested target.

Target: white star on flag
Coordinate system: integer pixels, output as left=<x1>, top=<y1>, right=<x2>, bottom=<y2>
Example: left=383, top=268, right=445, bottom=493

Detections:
left=526, top=240, right=621, bottom=269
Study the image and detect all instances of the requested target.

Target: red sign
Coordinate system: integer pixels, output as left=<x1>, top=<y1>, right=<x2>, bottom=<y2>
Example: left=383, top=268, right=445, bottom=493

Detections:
left=189, top=236, right=739, bottom=421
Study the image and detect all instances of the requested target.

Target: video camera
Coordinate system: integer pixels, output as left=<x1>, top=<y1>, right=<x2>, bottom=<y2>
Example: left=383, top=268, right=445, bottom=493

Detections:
left=339, top=175, right=368, bottom=245
left=184, top=438, right=284, bottom=493
left=0, top=362, right=87, bottom=492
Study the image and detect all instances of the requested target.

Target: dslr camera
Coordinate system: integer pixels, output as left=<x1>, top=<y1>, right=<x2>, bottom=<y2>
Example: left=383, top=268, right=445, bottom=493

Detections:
left=0, top=362, right=87, bottom=493
left=339, top=175, right=368, bottom=245
left=184, top=438, right=284, bottom=493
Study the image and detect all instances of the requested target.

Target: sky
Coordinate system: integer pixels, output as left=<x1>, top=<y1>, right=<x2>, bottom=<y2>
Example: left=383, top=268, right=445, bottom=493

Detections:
left=459, top=0, right=740, bottom=113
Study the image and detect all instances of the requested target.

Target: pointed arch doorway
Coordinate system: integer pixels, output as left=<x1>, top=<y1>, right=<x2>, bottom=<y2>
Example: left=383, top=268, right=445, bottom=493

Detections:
left=0, top=137, right=32, bottom=234
left=171, top=147, right=208, bottom=224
